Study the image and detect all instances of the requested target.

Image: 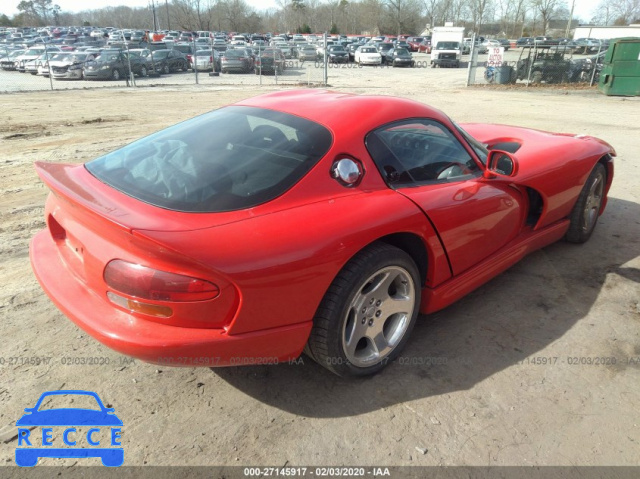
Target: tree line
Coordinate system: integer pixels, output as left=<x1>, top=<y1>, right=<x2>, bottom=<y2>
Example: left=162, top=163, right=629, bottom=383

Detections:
left=3, top=0, right=639, bottom=36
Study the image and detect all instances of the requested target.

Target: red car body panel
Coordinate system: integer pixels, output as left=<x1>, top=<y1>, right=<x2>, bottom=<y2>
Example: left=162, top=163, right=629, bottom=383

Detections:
left=30, top=90, right=615, bottom=366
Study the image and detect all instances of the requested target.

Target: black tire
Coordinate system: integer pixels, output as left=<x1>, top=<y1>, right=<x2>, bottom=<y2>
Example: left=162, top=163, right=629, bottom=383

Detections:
left=139, top=66, right=147, bottom=77
left=163, top=64, right=170, bottom=75
left=306, top=242, right=421, bottom=377
left=566, top=162, right=606, bottom=243
left=112, top=69, right=120, bottom=80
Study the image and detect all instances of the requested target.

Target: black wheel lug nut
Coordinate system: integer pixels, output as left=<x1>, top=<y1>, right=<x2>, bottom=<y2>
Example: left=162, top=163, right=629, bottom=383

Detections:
left=375, top=300, right=381, bottom=306
left=361, top=318, right=366, bottom=324
left=368, top=319, right=373, bottom=326
left=375, top=310, right=381, bottom=317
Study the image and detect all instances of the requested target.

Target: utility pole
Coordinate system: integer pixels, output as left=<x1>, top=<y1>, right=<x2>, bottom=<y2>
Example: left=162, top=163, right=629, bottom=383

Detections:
left=165, top=0, right=170, bottom=30
left=150, top=0, right=159, bottom=32
left=565, top=0, right=576, bottom=38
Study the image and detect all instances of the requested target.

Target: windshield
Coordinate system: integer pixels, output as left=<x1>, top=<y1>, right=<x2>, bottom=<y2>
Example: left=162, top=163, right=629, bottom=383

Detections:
left=86, top=106, right=333, bottom=213
left=436, top=42, right=459, bottom=50
left=395, top=48, right=409, bottom=56
left=454, top=122, right=488, bottom=162
left=152, top=50, right=169, bottom=59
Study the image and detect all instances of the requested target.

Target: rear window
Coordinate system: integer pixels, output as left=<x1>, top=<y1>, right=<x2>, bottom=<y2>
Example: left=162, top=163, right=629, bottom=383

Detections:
left=224, top=50, right=245, bottom=58
left=86, top=106, right=333, bottom=213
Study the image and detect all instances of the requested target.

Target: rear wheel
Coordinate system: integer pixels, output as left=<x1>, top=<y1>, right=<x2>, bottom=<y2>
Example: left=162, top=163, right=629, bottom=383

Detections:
left=566, top=162, right=606, bottom=243
left=112, top=68, right=120, bottom=80
left=306, top=242, right=420, bottom=377
left=140, top=66, right=147, bottom=77
left=163, top=64, right=170, bottom=75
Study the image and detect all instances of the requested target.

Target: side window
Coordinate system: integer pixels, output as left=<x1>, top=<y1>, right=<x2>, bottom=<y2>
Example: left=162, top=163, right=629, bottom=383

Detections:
left=366, top=119, right=479, bottom=186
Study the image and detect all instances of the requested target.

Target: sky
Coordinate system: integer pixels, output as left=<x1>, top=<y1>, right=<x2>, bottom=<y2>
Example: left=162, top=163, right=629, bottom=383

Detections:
left=3, top=0, right=602, bottom=24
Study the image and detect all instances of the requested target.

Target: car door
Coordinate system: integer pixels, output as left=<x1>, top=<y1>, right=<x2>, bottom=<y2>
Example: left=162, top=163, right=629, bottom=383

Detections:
left=366, top=119, right=526, bottom=276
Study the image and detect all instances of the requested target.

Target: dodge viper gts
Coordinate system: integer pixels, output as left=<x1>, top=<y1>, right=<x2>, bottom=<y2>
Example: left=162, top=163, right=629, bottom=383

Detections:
left=30, top=90, right=614, bottom=377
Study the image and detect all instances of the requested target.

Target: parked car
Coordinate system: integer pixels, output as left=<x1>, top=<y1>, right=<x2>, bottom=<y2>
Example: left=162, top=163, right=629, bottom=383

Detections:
left=150, top=49, right=189, bottom=74
left=274, top=41, right=294, bottom=59
left=516, top=37, right=533, bottom=47
left=417, top=39, right=432, bottom=54
left=212, top=40, right=228, bottom=53
left=483, top=39, right=501, bottom=49
left=298, top=45, right=318, bottom=62
left=84, top=50, right=148, bottom=80
left=221, top=48, right=254, bottom=73
left=387, top=47, right=415, bottom=67
left=407, top=37, right=424, bottom=52
left=254, top=48, right=286, bottom=75
left=15, top=47, right=49, bottom=72
left=497, top=38, right=511, bottom=50
left=327, top=45, right=348, bottom=63
left=172, top=42, right=195, bottom=68
left=50, top=52, right=96, bottom=80
left=25, top=51, right=57, bottom=75
left=30, top=90, right=615, bottom=377
left=573, top=38, right=604, bottom=54
left=376, top=42, right=394, bottom=57
left=194, top=49, right=221, bottom=72
left=354, top=45, right=382, bottom=65
left=1, top=49, right=24, bottom=70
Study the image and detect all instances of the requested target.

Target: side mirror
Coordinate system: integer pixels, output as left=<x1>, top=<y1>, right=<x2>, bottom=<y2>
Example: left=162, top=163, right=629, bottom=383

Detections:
left=484, top=150, right=519, bottom=179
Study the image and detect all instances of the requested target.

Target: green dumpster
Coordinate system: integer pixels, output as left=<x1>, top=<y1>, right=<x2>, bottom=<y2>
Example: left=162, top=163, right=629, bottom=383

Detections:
left=598, top=37, right=640, bottom=96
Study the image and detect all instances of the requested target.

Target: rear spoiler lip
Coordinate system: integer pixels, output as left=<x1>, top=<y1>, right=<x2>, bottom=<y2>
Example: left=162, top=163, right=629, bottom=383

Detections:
left=34, top=161, right=133, bottom=234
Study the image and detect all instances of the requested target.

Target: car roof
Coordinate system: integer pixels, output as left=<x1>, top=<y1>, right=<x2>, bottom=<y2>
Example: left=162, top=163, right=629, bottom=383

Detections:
left=235, top=90, right=449, bottom=135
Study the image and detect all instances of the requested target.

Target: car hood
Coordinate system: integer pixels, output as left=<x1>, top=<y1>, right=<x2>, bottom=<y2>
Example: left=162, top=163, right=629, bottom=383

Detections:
left=17, top=409, right=123, bottom=426
left=461, top=123, right=615, bottom=170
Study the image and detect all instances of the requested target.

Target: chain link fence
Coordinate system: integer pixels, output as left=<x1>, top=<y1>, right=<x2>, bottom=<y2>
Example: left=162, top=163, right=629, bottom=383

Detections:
left=467, top=39, right=604, bottom=87
left=1, top=35, right=328, bottom=93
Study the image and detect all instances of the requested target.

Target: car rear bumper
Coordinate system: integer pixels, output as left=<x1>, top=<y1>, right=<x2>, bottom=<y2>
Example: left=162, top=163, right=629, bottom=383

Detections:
left=30, top=229, right=311, bottom=366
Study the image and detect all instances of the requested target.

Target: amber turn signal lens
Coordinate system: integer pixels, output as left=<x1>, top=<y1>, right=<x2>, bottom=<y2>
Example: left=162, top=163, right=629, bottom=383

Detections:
left=107, top=292, right=173, bottom=318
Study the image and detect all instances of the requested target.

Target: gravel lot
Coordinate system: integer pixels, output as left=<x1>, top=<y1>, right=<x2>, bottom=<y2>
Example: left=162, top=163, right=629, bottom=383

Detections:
left=1, top=63, right=639, bottom=473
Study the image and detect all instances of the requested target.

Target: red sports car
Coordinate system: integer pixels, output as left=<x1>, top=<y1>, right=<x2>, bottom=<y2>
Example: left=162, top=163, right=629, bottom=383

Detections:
left=30, top=90, right=614, bottom=377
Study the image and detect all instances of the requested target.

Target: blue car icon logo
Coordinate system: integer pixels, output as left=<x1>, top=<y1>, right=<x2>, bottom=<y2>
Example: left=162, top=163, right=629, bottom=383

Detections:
left=15, top=390, right=123, bottom=467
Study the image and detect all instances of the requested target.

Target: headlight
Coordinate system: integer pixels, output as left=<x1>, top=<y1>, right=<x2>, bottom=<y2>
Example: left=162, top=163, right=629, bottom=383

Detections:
left=100, top=65, right=110, bottom=70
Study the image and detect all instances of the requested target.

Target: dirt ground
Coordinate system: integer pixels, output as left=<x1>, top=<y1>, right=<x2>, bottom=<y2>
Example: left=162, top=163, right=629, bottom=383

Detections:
left=1, top=78, right=639, bottom=471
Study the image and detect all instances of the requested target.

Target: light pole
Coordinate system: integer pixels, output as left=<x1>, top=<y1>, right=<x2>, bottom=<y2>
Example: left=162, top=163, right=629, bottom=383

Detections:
left=149, top=0, right=159, bottom=32
left=565, top=0, right=576, bottom=39
left=165, top=0, right=170, bottom=31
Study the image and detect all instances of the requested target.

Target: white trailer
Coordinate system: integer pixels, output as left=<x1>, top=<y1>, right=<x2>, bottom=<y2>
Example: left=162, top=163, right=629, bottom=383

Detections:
left=573, top=25, right=640, bottom=40
left=430, top=26, right=465, bottom=68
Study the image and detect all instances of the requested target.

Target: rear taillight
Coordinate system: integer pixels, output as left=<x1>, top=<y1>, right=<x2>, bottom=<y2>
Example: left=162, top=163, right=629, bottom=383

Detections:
left=104, top=260, right=219, bottom=302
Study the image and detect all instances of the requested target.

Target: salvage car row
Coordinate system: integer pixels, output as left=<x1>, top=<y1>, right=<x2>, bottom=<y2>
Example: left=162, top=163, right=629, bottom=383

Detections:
left=0, top=44, right=293, bottom=80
